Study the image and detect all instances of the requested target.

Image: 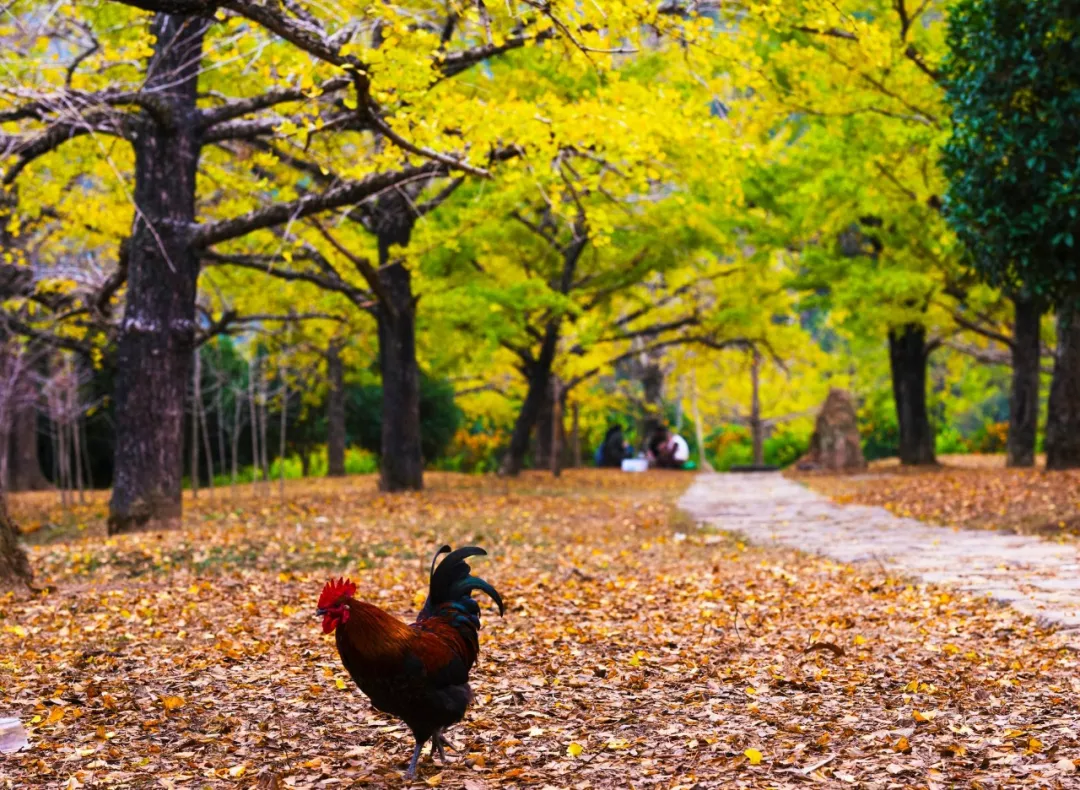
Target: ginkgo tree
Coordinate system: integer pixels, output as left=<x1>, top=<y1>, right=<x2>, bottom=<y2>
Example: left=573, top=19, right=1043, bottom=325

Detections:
left=2, top=0, right=721, bottom=528
left=942, top=0, right=1080, bottom=468
left=718, top=0, right=1003, bottom=465
left=200, top=20, right=746, bottom=481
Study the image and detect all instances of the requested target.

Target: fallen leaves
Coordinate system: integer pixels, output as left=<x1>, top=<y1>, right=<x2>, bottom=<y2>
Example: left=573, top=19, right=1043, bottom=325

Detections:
left=797, top=456, right=1080, bottom=536
left=160, top=696, right=186, bottom=712
left=1, top=470, right=1079, bottom=788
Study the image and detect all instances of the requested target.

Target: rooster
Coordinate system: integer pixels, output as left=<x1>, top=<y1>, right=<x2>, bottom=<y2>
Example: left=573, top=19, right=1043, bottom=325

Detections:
left=317, top=545, right=504, bottom=777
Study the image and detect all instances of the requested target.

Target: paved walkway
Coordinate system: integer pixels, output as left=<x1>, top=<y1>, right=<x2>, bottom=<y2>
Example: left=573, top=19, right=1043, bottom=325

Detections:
left=679, top=472, right=1080, bottom=636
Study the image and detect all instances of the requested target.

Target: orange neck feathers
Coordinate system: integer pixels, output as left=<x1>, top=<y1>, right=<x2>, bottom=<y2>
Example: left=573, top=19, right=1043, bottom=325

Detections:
left=337, top=600, right=415, bottom=659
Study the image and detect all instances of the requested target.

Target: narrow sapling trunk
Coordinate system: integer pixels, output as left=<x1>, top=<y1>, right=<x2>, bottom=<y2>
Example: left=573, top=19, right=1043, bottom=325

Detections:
left=327, top=339, right=346, bottom=477
left=749, top=348, right=764, bottom=467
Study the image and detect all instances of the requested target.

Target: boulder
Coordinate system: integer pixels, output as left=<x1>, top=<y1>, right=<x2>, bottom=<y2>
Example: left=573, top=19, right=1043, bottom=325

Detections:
left=796, top=389, right=866, bottom=472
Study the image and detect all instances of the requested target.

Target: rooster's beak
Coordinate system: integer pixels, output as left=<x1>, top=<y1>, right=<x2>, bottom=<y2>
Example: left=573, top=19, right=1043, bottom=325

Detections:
left=316, top=608, right=327, bottom=616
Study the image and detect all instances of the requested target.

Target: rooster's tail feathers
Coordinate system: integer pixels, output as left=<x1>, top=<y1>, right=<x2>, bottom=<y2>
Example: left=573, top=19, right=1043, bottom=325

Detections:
left=420, top=545, right=505, bottom=620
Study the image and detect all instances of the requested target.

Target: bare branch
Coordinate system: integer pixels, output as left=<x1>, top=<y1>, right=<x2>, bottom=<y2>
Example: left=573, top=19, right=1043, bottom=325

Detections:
left=306, top=217, right=390, bottom=308
left=190, top=162, right=444, bottom=247
left=198, top=77, right=350, bottom=128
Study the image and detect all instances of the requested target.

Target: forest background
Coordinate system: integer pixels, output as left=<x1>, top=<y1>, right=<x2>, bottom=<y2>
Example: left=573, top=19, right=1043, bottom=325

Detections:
left=0, top=0, right=1074, bottom=533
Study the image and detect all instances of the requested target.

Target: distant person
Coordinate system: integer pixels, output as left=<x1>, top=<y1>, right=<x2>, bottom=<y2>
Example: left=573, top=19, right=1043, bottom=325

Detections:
left=598, top=424, right=627, bottom=468
left=648, top=427, right=690, bottom=470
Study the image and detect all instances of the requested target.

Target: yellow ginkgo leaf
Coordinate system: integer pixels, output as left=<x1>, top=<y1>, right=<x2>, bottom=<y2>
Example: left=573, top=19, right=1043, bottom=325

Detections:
left=567, top=742, right=584, bottom=757
left=161, top=695, right=186, bottom=711
left=744, top=748, right=763, bottom=765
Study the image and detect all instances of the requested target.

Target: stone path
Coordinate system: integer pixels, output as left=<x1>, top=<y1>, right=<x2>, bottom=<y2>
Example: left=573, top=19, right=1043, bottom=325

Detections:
left=679, top=472, right=1080, bottom=635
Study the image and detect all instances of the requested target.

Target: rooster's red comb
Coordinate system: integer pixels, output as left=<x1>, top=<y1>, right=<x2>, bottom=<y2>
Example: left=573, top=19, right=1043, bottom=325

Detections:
left=318, top=577, right=356, bottom=610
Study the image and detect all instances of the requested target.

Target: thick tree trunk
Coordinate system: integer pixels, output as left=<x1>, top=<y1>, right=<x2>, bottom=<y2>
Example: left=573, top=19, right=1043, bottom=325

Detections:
left=641, top=356, right=665, bottom=440
left=500, top=232, right=587, bottom=476
left=534, top=389, right=552, bottom=469
left=377, top=261, right=423, bottom=491
left=326, top=339, right=346, bottom=477
left=10, top=377, right=47, bottom=492
left=1007, top=295, right=1042, bottom=467
left=108, top=14, right=208, bottom=534
left=888, top=324, right=937, bottom=466
left=1046, top=308, right=1080, bottom=470
left=536, top=387, right=567, bottom=469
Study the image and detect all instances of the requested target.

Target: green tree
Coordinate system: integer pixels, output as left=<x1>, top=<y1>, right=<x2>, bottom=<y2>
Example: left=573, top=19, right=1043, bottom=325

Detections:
left=942, top=0, right=1080, bottom=468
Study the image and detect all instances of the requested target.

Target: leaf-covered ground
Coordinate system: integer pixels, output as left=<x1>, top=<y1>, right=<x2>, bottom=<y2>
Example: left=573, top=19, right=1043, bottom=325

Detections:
left=3, top=471, right=1080, bottom=788
left=795, top=455, right=1080, bottom=538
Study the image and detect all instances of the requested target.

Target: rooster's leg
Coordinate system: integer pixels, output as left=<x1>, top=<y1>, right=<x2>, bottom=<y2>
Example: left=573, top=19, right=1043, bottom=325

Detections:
left=432, top=729, right=447, bottom=762
left=435, top=730, right=459, bottom=753
left=405, top=740, right=424, bottom=779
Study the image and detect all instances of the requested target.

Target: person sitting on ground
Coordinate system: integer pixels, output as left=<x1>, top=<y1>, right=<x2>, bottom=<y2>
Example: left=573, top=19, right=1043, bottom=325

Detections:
left=647, top=428, right=691, bottom=469
left=598, top=424, right=628, bottom=468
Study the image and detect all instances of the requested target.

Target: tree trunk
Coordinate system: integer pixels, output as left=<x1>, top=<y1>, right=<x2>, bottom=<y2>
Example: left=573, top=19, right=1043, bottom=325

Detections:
left=199, top=363, right=215, bottom=500
left=190, top=349, right=200, bottom=499
left=79, top=417, right=93, bottom=491
left=1046, top=308, right=1080, bottom=469
left=231, top=385, right=242, bottom=496
left=691, top=367, right=711, bottom=471
left=750, top=348, right=764, bottom=466
left=888, top=324, right=937, bottom=466
left=259, top=368, right=270, bottom=487
left=377, top=260, right=423, bottom=491
left=0, top=342, right=32, bottom=590
left=249, top=357, right=260, bottom=486
left=500, top=228, right=586, bottom=476
left=10, top=379, right=47, bottom=491
left=1007, top=295, right=1041, bottom=467
left=215, top=361, right=227, bottom=490
left=571, top=402, right=581, bottom=468
left=501, top=325, right=559, bottom=477
left=0, top=495, right=31, bottom=591
left=550, top=377, right=563, bottom=478
left=9, top=362, right=47, bottom=491
left=327, top=339, right=346, bottom=477
left=641, top=355, right=665, bottom=440
left=108, top=13, right=209, bottom=534
left=535, top=387, right=554, bottom=469
left=278, top=369, right=288, bottom=502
